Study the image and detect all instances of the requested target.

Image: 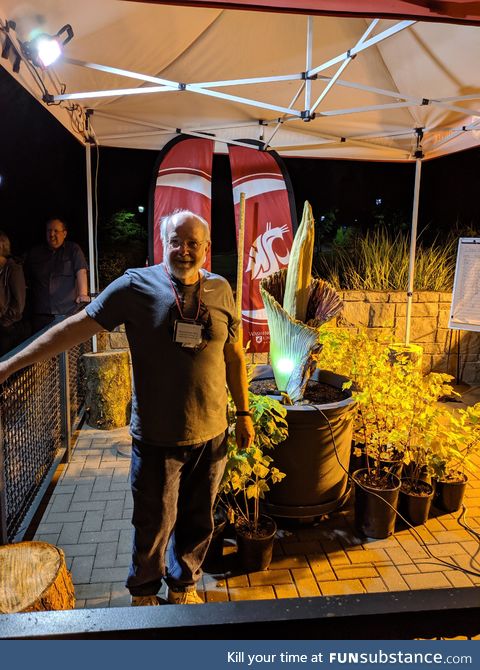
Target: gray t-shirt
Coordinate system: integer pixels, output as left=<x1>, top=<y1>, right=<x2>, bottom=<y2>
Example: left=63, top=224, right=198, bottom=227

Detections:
left=26, top=240, right=88, bottom=315
left=86, top=263, right=239, bottom=446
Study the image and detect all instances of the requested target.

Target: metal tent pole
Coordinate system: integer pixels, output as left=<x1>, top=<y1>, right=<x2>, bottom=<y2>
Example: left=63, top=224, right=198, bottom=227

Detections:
left=405, top=157, right=422, bottom=345
left=305, top=16, right=313, bottom=113
left=85, top=142, right=97, bottom=352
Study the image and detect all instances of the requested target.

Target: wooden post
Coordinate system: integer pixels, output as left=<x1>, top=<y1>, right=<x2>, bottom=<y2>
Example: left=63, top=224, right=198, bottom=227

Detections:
left=236, top=192, right=246, bottom=327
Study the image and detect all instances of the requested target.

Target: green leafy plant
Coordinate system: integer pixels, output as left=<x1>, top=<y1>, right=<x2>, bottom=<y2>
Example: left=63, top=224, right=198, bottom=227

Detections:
left=260, top=201, right=344, bottom=402
left=220, top=392, right=288, bottom=533
left=318, top=327, right=455, bottom=488
left=99, top=210, right=147, bottom=288
left=430, top=402, right=480, bottom=481
left=103, top=210, right=147, bottom=243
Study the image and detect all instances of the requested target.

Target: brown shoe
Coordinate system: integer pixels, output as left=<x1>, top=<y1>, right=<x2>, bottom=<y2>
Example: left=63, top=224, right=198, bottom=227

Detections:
left=167, top=589, right=204, bottom=604
left=131, top=595, right=162, bottom=606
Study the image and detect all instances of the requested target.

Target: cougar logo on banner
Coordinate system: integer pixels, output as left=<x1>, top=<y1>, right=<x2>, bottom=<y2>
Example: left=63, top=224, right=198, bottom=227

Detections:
left=246, top=223, right=290, bottom=280
left=229, top=144, right=296, bottom=352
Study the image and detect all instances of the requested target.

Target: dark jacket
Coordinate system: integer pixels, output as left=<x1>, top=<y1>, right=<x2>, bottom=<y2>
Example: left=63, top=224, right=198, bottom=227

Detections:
left=0, top=258, right=26, bottom=328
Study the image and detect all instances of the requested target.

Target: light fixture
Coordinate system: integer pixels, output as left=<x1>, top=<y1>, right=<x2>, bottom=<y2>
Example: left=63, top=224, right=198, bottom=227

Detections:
left=22, top=24, right=73, bottom=68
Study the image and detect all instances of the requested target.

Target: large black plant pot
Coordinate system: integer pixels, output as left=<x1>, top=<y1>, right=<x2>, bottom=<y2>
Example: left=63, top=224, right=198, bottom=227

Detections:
left=254, top=366, right=356, bottom=519
left=353, top=468, right=401, bottom=539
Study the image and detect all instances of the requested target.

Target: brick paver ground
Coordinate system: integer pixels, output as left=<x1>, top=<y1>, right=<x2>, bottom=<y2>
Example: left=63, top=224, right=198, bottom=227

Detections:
left=34, top=392, right=480, bottom=609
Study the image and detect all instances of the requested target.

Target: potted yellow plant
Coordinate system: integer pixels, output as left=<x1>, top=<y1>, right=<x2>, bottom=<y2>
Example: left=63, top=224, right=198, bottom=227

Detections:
left=430, top=402, right=480, bottom=512
left=322, top=328, right=453, bottom=533
left=391, top=368, right=455, bottom=525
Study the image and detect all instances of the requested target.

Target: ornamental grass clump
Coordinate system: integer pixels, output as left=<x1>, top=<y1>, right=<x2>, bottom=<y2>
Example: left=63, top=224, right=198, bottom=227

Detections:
left=260, top=201, right=344, bottom=403
left=316, top=228, right=456, bottom=291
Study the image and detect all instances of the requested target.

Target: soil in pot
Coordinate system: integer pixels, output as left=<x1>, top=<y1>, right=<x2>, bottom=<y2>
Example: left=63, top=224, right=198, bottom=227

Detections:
left=434, top=473, right=468, bottom=513
left=399, top=479, right=434, bottom=525
left=250, top=378, right=348, bottom=403
left=353, top=468, right=401, bottom=539
left=235, top=515, right=277, bottom=572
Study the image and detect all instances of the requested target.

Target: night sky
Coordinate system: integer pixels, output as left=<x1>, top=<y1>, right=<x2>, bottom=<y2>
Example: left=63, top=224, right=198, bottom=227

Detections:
left=1, top=63, right=480, bottom=260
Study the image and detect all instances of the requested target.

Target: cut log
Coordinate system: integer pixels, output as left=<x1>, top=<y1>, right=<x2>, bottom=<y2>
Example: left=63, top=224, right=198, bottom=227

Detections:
left=83, top=350, right=132, bottom=429
left=0, top=542, right=75, bottom=613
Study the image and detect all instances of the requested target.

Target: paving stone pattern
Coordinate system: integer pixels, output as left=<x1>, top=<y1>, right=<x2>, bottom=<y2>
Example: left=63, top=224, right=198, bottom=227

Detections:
left=34, top=421, right=480, bottom=609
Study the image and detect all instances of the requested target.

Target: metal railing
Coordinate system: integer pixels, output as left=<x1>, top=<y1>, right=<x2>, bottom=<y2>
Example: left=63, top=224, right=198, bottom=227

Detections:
left=0, top=330, right=92, bottom=544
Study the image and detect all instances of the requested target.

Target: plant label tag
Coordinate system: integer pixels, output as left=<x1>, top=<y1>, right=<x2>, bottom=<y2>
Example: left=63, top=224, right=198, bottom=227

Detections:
left=173, top=320, right=203, bottom=347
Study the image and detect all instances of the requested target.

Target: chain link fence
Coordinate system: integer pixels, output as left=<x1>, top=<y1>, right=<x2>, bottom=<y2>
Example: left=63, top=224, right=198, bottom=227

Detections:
left=0, top=335, right=92, bottom=543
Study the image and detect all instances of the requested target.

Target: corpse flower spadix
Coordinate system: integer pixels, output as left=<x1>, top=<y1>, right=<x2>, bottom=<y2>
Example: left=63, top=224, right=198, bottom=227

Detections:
left=260, top=201, right=344, bottom=403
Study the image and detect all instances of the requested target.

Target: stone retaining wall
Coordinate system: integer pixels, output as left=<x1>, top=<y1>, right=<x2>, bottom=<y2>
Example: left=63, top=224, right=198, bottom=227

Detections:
left=96, top=291, right=480, bottom=384
left=337, top=291, right=480, bottom=384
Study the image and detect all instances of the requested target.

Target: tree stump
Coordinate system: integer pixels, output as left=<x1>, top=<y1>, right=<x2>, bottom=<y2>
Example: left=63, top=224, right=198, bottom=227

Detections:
left=0, top=542, right=75, bottom=613
left=83, top=350, right=132, bottom=429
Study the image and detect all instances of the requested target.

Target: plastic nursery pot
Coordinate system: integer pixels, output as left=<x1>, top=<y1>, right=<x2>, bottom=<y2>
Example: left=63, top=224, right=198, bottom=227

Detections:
left=434, top=474, right=468, bottom=513
left=399, top=479, right=434, bottom=526
left=235, top=515, right=277, bottom=572
left=353, top=468, right=401, bottom=539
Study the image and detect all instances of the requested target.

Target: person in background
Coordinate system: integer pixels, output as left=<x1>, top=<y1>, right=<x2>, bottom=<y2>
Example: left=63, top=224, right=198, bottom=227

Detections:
left=25, top=217, right=89, bottom=333
left=0, top=231, right=28, bottom=356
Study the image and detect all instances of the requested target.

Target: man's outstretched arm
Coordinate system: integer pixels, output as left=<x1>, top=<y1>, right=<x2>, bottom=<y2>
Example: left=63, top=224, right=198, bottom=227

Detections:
left=0, top=311, right=103, bottom=384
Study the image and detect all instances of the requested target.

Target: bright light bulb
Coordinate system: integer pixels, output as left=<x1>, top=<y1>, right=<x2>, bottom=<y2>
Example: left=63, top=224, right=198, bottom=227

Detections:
left=276, top=358, right=294, bottom=374
left=37, top=37, right=61, bottom=67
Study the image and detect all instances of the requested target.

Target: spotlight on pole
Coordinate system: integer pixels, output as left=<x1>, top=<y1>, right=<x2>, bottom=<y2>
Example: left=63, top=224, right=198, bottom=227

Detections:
left=22, top=24, right=73, bottom=68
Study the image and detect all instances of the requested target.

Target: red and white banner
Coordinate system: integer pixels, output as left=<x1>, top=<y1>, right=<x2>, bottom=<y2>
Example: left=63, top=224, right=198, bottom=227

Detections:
left=228, top=145, right=296, bottom=352
left=151, top=136, right=214, bottom=267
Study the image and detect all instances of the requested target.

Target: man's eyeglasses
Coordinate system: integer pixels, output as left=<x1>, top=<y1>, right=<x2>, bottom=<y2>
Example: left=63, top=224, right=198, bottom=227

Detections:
left=168, top=239, right=206, bottom=252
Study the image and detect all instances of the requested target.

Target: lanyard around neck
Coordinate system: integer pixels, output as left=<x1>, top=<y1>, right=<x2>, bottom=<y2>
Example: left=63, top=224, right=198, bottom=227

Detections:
left=163, top=265, right=202, bottom=321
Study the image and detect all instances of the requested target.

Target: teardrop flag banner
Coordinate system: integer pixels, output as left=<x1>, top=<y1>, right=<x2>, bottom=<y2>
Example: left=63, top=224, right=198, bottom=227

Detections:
left=149, top=135, right=214, bottom=267
left=228, top=143, right=297, bottom=352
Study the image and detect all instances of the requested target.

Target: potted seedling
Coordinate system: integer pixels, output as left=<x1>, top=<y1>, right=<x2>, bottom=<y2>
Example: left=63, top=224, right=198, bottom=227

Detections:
left=256, top=202, right=356, bottom=520
left=393, top=369, right=455, bottom=525
left=219, top=391, right=288, bottom=572
left=343, top=339, right=454, bottom=533
left=430, top=402, right=480, bottom=512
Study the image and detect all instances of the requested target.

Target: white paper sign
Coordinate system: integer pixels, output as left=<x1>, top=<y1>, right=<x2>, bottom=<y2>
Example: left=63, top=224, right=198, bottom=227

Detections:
left=449, top=238, right=480, bottom=332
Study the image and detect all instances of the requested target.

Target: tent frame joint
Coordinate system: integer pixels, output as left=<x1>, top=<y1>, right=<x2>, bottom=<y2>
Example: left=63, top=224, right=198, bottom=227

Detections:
left=301, top=110, right=315, bottom=122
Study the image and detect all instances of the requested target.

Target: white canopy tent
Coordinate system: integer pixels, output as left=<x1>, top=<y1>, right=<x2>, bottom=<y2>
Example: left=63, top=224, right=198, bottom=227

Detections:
left=1, top=0, right=480, bottom=342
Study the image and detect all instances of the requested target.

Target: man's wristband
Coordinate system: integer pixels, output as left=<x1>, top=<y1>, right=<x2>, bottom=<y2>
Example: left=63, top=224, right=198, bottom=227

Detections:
left=235, top=410, right=251, bottom=417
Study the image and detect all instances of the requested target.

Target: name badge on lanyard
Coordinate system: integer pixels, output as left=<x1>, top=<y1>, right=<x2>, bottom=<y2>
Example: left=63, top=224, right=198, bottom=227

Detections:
left=173, top=319, right=203, bottom=347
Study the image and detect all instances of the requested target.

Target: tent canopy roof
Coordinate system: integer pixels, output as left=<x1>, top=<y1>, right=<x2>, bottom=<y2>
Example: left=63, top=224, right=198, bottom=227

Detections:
left=1, top=0, right=480, bottom=161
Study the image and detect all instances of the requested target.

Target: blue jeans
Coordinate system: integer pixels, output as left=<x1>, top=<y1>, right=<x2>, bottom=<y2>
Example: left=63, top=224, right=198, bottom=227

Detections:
left=126, top=432, right=227, bottom=596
